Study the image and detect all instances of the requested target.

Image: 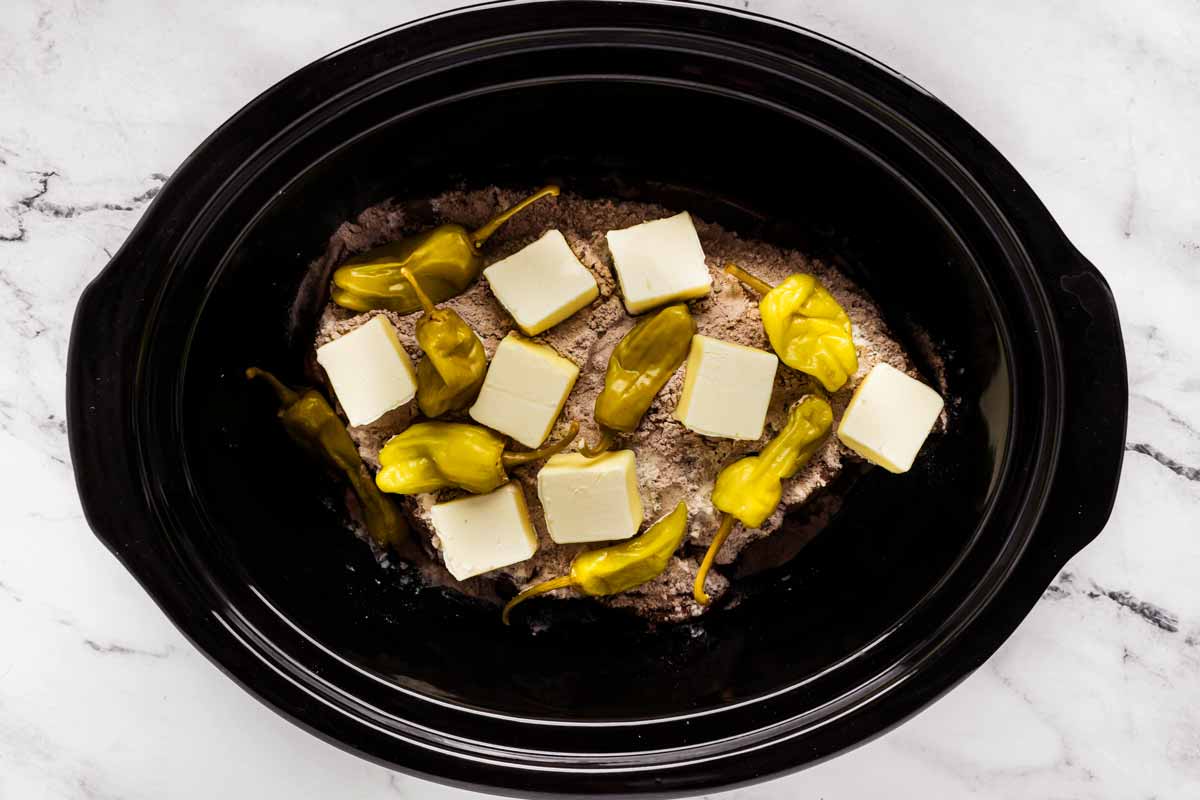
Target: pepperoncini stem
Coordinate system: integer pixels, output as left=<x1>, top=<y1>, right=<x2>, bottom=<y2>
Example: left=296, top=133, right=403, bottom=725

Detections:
left=693, top=513, right=736, bottom=605
left=470, top=185, right=561, bottom=249
left=245, top=367, right=300, bottom=406
left=580, top=429, right=615, bottom=458
left=500, top=421, right=580, bottom=469
left=400, top=266, right=437, bottom=316
left=724, top=263, right=773, bottom=296
left=501, top=575, right=575, bottom=626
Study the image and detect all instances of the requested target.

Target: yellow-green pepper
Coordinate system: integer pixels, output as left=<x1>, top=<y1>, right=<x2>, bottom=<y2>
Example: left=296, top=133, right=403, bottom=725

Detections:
left=582, top=304, right=697, bottom=456
left=331, top=186, right=560, bottom=314
left=725, top=263, right=858, bottom=392
left=502, top=501, right=689, bottom=624
left=400, top=267, right=487, bottom=417
left=693, top=395, right=833, bottom=604
left=246, top=368, right=408, bottom=549
left=375, top=420, right=579, bottom=495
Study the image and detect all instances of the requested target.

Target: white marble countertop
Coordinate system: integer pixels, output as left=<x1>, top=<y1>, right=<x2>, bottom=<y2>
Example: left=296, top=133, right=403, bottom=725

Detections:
left=2, top=0, right=1198, bottom=797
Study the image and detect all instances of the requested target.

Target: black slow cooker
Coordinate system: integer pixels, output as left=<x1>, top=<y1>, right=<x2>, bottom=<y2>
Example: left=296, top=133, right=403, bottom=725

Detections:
left=67, top=1, right=1127, bottom=795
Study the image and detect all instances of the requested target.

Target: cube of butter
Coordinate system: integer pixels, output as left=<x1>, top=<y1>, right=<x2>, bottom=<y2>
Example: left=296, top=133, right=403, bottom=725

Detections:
left=429, top=483, right=538, bottom=581
left=483, top=229, right=599, bottom=336
left=537, top=450, right=644, bottom=544
left=837, top=362, right=944, bottom=474
left=606, top=211, right=712, bottom=314
left=673, top=335, right=779, bottom=440
left=469, top=333, right=579, bottom=448
left=315, top=315, right=417, bottom=427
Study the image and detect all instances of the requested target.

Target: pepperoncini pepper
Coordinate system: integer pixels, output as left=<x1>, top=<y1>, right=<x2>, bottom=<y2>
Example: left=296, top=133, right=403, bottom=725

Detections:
left=725, top=263, right=858, bottom=392
left=246, top=368, right=408, bottom=549
left=331, top=186, right=561, bottom=314
left=582, top=304, right=696, bottom=457
left=399, top=267, right=488, bottom=417
left=502, top=501, right=689, bottom=624
left=375, top=420, right=579, bottom=495
left=693, top=395, right=833, bottom=604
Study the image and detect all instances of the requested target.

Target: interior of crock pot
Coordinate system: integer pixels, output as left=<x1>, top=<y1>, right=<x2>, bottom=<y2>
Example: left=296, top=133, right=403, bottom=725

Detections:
left=172, top=77, right=1016, bottom=721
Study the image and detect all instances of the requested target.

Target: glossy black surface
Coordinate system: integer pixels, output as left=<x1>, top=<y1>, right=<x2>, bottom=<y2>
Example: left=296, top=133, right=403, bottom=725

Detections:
left=67, top=1, right=1127, bottom=795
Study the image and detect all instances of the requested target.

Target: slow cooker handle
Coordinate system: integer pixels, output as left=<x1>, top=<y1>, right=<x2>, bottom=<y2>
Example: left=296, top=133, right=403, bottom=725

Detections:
left=67, top=251, right=179, bottom=585
left=1033, top=248, right=1128, bottom=565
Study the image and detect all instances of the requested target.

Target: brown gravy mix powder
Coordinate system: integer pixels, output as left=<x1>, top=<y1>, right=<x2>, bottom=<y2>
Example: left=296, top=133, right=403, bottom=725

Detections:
left=313, top=188, right=935, bottom=623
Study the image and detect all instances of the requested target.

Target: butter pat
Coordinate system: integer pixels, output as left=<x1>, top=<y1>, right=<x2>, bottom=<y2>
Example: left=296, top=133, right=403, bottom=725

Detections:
left=429, top=483, right=538, bottom=581
left=606, top=211, right=712, bottom=314
left=673, top=335, right=778, bottom=440
left=315, top=315, right=417, bottom=427
left=484, top=230, right=599, bottom=335
left=537, top=450, right=644, bottom=544
left=837, top=362, right=944, bottom=474
left=469, top=333, right=579, bottom=448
